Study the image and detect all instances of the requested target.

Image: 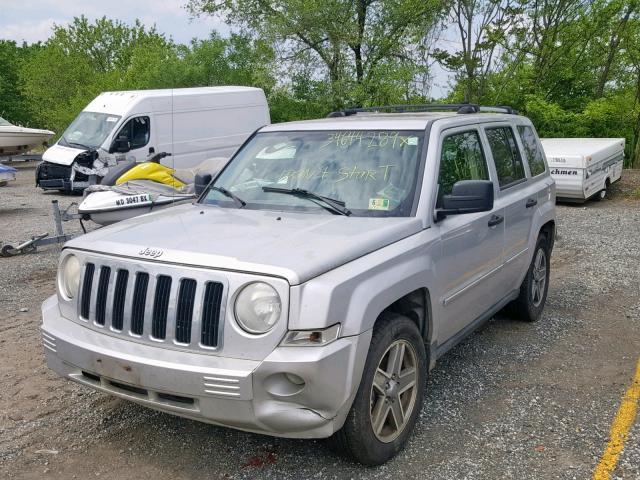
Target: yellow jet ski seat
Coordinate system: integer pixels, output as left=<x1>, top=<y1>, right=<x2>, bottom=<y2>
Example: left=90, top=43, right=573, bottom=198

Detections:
left=116, top=162, right=186, bottom=188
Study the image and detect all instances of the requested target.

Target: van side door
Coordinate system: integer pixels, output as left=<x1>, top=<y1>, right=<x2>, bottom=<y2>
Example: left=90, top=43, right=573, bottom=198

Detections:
left=482, top=124, right=538, bottom=287
left=433, top=127, right=505, bottom=343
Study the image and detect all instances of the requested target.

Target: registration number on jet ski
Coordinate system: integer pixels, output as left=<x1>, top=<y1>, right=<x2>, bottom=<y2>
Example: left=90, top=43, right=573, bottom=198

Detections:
left=115, top=194, right=150, bottom=207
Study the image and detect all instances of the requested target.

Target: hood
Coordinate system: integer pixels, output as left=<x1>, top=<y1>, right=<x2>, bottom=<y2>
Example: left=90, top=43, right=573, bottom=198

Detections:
left=42, top=143, right=87, bottom=166
left=67, top=204, right=423, bottom=285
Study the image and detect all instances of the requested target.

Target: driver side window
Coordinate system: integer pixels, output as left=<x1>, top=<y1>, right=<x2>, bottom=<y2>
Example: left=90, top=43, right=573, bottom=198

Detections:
left=115, top=116, right=150, bottom=150
left=437, top=130, right=489, bottom=207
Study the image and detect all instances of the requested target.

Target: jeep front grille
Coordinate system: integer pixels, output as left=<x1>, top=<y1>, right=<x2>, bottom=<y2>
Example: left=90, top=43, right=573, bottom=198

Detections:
left=79, top=262, right=224, bottom=349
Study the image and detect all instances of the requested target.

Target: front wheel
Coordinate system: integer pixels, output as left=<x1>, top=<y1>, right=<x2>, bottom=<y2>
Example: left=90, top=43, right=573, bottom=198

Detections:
left=507, top=236, right=550, bottom=322
left=329, top=313, right=426, bottom=465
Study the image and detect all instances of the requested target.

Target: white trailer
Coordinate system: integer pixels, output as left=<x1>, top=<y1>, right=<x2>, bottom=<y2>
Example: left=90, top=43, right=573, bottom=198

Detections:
left=36, top=86, right=270, bottom=193
left=541, top=138, right=625, bottom=202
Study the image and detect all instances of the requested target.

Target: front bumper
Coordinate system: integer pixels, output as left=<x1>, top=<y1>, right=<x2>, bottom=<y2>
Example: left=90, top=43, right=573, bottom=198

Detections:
left=41, top=296, right=371, bottom=438
left=36, top=161, right=89, bottom=191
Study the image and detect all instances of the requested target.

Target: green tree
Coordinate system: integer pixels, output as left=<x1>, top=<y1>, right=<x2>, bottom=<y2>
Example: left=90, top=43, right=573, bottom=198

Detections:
left=434, top=0, right=523, bottom=103
left=0, top=40, right=41, bottom=125
left=19, top=16, right=180, bottom=135
left=187, top=0, right=445, bottom=108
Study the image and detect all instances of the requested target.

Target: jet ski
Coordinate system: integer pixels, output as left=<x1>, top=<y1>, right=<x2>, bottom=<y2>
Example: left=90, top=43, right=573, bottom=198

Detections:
left=0, top=163, right=18, bottom=186
left=78, top=152, right=227, bottom=226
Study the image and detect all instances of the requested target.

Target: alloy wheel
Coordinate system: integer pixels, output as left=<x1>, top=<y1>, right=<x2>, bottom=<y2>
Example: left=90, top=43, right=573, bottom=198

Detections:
left=531, top=248, right=547, bottom=307
left=369, top=339, right=419, bottom=443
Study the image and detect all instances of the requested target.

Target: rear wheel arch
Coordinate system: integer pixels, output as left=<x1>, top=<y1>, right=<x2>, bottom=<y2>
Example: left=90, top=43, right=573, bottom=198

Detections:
left=539, top=220, right=555, bottom=251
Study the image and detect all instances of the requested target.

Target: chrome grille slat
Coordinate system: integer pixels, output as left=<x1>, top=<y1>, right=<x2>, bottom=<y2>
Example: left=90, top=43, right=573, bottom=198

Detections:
left=88, top=266, right=101, bottom=323
left=76, top=259, right=225, bottom=352
left=103, top=267, right=117, bottom=327
left=163, top=277, right=181, bottom=343
left=121, top=272, right=136, bottom=333
left=189, top=282, right=206, bottom=346
left=142, top=275, right=158, bottom=338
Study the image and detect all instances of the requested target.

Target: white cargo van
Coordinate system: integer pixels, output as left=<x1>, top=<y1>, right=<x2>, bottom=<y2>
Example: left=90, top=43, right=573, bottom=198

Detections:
left=36, top=86, right=270, bottom=193
left=541, top=138, right=625, bottom=202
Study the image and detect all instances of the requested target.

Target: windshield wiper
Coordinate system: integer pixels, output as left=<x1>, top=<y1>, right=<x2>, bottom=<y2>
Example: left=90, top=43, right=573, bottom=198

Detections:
left=262, top=187, right=352, bottom=216
left=211, top=186, right=246, bottom=208
left=61, top=137, right=89, bottom=150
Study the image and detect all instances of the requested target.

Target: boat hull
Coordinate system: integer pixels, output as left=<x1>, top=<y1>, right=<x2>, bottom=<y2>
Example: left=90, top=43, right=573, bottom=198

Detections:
left=0, top=127, right=55, bottom=155
left=78, top=190, right=194, bottom=226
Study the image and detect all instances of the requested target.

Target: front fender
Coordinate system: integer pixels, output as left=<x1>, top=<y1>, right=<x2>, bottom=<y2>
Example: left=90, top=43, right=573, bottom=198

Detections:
left=288, top=229, right=439, bottom=338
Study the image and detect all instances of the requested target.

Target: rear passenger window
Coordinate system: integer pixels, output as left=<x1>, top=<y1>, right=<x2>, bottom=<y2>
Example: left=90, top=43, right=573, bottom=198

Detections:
left=518, top=126, right=546, bottom=176
left=437, top=131, right=489, bottom=207
left=485, top=127, right=526, bottom=188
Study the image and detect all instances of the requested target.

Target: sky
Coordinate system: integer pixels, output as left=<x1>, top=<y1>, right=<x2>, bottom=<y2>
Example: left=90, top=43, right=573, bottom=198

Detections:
left=0, top=0, right=228, bottom=45
left=0, top=0, right=453, bottom=97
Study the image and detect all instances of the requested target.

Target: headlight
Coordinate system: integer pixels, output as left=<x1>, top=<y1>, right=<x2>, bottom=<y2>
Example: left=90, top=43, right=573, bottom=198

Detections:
left=234, top=282, right=281, bottom=334
left=58, top=254, right=81, bottom=299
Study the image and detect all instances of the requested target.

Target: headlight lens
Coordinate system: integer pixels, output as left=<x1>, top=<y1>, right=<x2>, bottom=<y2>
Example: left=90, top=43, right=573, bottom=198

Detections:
left=58, top=254, right=81, bottom=299
left=234, top=282, right=281, bottom=334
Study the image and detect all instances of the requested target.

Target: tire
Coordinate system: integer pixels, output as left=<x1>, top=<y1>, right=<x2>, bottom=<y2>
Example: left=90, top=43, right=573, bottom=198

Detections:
left=595, top=179, right=610, bottom=201
left=508, top=236, right=550, bottom=322
left=329, top=312, right=426, bottom=465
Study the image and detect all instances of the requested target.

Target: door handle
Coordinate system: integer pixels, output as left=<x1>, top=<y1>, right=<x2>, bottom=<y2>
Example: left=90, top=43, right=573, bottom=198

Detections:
left=526, top=198, right=537, bottom=208
left=488, top=214, right=504, bottom=227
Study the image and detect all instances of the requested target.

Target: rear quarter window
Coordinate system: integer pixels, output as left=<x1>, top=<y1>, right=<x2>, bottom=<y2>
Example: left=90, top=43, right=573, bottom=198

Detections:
left=485, top=126, right=526, bottom=188
left=518, top=125, right=546, bottom=176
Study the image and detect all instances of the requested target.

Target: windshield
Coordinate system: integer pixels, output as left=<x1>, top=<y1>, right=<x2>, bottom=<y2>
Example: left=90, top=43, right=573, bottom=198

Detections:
left=201, top=130, right=425, bottom=217
left=0, top=117, right=12, bottom=126
left=59, top=111, right=121, bottom=149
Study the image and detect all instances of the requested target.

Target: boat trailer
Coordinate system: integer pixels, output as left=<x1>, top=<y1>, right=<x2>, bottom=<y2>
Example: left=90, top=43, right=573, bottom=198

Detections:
left=0, top=200, right=85, bottom=257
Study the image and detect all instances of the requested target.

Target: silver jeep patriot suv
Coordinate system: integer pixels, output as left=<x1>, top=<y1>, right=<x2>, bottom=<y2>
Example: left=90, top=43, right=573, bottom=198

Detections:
left=42, top=104, right=556, bottom=465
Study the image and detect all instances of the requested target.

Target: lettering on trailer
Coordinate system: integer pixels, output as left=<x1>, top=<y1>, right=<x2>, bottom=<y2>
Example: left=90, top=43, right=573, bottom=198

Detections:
left=550, top=168, right=578, bottom=175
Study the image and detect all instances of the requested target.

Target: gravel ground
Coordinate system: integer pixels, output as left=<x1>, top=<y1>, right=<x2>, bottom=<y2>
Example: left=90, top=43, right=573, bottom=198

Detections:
left=0, top=163, right=639, bottom=479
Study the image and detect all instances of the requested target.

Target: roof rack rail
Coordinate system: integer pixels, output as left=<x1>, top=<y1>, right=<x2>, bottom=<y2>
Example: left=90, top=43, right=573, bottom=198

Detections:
left=327, top=103, right=517, bottom=117
left=478, top=105, right=518, bottom=114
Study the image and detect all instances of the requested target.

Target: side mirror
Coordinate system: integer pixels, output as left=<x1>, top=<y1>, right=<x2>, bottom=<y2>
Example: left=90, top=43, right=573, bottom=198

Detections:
left=194, top=173, right=212, bottom=196
left=436, top=180, right=494, bottom=220
left=110, top=135, right=130, bottom=154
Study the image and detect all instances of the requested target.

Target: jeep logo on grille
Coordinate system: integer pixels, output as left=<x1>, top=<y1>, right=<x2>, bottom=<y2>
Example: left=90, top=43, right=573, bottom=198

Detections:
left=139, top=247, right=163, bottom=258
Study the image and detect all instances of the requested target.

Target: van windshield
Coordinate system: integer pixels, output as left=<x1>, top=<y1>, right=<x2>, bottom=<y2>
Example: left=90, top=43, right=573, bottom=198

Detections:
left=201, top=130, right=425, bottom=217
left=59, top=112, right=121, bottom=149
